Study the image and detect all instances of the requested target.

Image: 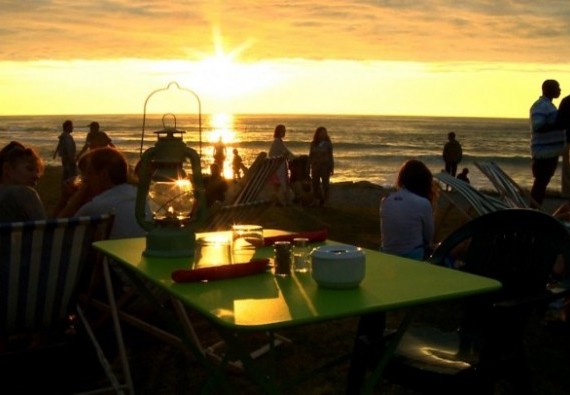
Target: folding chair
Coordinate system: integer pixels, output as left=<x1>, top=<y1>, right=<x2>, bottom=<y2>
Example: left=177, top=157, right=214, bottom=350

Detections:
left=203, top=152, right=286, bottom=231
left=434, top=171, right=509, bottom=220
left=384, top=209, right=570, bottom=394
left=0, top=214, right=133, bottom=394
left=474, top=160, right=541, bottom=209
left=433, top=171, right=509, bottom=241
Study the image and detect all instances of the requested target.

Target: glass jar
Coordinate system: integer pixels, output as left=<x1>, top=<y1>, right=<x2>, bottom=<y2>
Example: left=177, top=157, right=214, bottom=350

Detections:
left=292, top=237, right=310, bottom=273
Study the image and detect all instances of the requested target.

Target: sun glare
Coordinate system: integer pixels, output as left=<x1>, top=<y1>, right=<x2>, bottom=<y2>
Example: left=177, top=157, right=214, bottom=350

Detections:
left=188, top=28, right=282, bottom=101
left=208, top=112, right=235, bottom=143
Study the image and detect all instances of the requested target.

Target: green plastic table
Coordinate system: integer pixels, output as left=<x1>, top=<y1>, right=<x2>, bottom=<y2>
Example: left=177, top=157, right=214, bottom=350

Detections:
left=93, top=234, right=501, bottom=393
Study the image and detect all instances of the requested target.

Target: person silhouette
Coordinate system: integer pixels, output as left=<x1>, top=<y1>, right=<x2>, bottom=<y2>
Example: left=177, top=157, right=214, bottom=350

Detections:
left=213, top=137, right=226, bottom=175
left=457, top=167, right=470, bottom=183
left=204, top=163, right=228, bottom=206
left=231, top=148, right=247, bottom=181
left=268, top=124, right=296, bottom=206
left=77, top=121, right=114, bottom=160
left=442, top=132, right=463, bottom=177
left=557, top=93, right=570, bottom=197
left=53, top=119, right=78, bottom=184
left=309, top=126, right=334, bottom=206
left=529, top=79, right=565, bottom=206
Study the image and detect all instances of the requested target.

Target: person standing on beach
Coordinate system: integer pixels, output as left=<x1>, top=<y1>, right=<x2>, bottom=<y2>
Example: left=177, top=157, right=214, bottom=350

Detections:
left=232, top=148, right=247, bottom=181
left=53, top=120, right=78, bottom=184
left=556, top=94, right=570, bottom=197
left=380, top=159, right=435, bottom=260
left=529, top=79, right=566, bottom=206
left=442, top=131, right=462, bottom=177
left=268, top=124, right=296, bottom=206
left=76, top=121, right=114, bottom=160
left=309, top=126, right=334, bottom=206
left=0, top=141, right=46, bottom=221
left=213, top=137, right=226, bottom=175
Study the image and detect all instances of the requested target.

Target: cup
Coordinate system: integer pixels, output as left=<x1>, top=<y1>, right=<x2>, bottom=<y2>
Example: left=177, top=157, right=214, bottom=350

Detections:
left=293, top=237, right=310, bottom=273
left=232, top=224, right=264, bottom=262
left=274, top=241, right=292, bottom=277
left=193, top=235, right=232, bottom=269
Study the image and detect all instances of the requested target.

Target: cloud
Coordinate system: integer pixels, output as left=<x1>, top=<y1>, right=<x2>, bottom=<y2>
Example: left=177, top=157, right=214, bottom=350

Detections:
left=1, top=0, right=570, bottom=63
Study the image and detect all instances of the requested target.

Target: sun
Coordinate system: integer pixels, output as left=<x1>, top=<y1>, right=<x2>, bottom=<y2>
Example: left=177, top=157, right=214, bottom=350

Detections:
left=208, top=112, right=235, bottom=143
left=190, top=28, right=281, bottom=100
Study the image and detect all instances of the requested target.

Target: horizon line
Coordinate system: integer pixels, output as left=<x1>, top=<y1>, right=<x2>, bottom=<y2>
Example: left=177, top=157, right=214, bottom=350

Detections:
left=0, top=112, right=527, bottom=121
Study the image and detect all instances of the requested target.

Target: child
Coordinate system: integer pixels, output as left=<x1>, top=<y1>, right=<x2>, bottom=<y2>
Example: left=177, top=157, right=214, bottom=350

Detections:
left=232, top=148, right=247, bottom=181
left=457, top=167, right=470, bottom=183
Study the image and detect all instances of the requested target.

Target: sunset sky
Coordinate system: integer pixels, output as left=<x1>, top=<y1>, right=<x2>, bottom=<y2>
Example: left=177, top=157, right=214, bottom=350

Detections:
left=1, top=1, right=570, bottom=118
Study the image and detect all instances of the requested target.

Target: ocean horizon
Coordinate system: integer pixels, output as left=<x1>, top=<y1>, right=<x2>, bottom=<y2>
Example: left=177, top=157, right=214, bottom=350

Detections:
left=0, top=113, right=557, bottom=194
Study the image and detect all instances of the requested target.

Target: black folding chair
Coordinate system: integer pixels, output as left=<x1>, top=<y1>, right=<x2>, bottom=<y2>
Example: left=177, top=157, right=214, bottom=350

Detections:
left=384, top=209, right=570, bottom=394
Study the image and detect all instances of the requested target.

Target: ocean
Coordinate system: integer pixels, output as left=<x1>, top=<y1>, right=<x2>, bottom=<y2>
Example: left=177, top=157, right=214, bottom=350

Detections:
left=0, top=113, right=549, bottom=192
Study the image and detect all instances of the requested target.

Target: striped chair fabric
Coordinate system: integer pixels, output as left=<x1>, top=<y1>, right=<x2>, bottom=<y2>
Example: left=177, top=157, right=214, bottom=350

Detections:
left=435, top=171, right=509, bottom=218
left=0, top=214, right=134, bottom=394
left=203, top=152, right=286, bottom=231
left=474, top=160, right=540, bottom=209
left=232, top=152, right=285, bottom=205
left=0, top=215, right=113, bottom=335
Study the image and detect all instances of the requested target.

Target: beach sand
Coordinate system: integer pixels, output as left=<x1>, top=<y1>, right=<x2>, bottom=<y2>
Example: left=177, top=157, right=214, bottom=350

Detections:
left=33, top=166, right=570, bottom=394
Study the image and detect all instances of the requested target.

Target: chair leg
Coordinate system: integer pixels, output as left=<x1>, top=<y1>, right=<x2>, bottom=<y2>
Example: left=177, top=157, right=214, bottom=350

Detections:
left=102, top=258, right=135, bottom=394
left=76, top=305, right=128, bottom=394
left=345, top=312, right=387, bottom=394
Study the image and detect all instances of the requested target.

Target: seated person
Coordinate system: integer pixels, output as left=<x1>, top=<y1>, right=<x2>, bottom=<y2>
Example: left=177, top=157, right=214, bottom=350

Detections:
left=58, top=147, right=163, bottom=317
left=204, top=163, right=228, bottom=207
left=457, top=167, right=470, bottom=183
left=380, top=159, right=435, bottom=260
left=289, top=155, right=316, bottom=206
left=57, top=147, right=146, bottom=239
left=0, top=141, right=46, bottom=221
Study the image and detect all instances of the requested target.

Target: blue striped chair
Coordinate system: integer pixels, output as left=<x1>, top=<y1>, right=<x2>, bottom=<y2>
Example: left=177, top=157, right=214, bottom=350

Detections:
left=0, top=214, right=133, bottom=394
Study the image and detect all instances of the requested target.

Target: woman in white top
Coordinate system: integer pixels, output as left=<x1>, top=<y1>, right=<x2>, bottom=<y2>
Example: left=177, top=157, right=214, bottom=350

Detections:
left=268, top=124, right=296, bottom=205
left=380, top=159, right=435, bottom=260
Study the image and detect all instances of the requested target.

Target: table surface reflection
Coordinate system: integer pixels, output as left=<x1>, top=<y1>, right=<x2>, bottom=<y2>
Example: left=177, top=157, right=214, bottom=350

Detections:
left=93, top=230, right=501, bottom=332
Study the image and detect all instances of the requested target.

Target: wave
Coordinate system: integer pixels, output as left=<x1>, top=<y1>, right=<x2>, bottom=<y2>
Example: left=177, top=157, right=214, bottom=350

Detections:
left=0, top=114, right=549, bottom=191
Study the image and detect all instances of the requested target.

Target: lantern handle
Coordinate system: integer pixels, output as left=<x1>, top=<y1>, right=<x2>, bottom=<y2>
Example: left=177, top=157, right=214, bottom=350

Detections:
left=140, top=81, right=202, bottom=157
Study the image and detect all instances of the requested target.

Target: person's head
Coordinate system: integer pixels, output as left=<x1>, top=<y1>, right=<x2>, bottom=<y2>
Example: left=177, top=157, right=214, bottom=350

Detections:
left=62, top=120, right=73, bottom=134
left=313, top=126, right=330, bottom=142
left=461, top=167, right=469, bottom=175
left=542, top=79, right=561, bottom=100
left=233, top=148, right=238, bottom=155
left=448, top=132, right=456, bottom=141
left=274, top=124, right=286, bottom=139
left=396, top=159, right=433, bottom=200
left=89, top=121, right=100, bottom=133
left=0, top=141, right=44, bottom=187
left=78, top=147, right=128, bottom=196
